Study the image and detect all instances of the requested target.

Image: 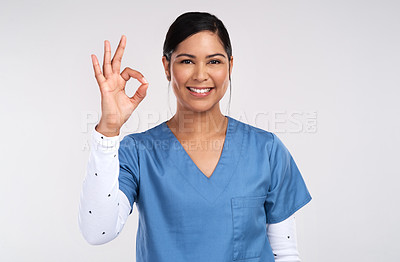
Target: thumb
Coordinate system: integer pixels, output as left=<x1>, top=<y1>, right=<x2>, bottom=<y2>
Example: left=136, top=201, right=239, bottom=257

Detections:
left=129, top=83, right=149, bottom=106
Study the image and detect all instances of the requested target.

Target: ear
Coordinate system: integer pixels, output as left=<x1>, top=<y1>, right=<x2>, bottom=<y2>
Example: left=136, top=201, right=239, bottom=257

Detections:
left=229, top=56, right=233, bottom=80
left=162, top=56, right=171, bottom=81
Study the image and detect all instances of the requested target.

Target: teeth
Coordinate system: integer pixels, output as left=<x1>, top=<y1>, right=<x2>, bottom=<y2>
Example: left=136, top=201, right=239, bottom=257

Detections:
left=188, top=87, right=211, bottom=93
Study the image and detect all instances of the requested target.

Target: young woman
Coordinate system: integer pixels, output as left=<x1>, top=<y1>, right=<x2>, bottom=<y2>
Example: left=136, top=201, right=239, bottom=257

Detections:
left=79, top=12, right=312, bottom=262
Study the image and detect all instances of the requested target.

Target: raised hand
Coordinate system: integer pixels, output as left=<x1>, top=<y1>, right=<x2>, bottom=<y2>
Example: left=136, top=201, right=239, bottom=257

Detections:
left=91, top=35, right=149, bottom=136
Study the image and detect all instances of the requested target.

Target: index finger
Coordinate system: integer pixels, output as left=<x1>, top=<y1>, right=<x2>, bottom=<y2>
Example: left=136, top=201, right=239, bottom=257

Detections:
left=111, top=35, right=127, bottom=74
left=121, top=67, right=148, bottom=84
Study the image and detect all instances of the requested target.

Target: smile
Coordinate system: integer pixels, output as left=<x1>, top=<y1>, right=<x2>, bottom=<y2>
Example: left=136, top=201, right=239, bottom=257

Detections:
left=186, top=86, right=214, bottom=97
left=187, top=87, right=212, bottom=93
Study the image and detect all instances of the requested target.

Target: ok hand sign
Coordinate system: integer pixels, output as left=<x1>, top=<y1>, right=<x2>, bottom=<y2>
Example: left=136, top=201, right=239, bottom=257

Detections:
left=91, top=35, right=149, bottom=137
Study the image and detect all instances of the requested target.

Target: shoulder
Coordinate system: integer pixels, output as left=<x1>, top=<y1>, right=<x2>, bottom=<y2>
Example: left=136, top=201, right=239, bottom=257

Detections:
left=228, top=116, right=294, bottom=160
left=229, top=115, right=275, bottom=146
left=120, top=121, right=167, bottom=151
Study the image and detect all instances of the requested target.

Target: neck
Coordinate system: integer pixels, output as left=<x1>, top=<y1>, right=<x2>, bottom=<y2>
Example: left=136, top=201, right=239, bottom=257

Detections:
left=168, top=105, right=227, bottom=139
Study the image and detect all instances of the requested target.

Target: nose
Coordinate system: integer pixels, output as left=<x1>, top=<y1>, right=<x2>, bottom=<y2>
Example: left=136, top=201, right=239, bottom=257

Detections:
left=193, top=62, right=208, bottom=82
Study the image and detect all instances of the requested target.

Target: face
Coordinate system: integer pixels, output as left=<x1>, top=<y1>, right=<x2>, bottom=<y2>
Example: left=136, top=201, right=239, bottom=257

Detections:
left=162, top=31, right=233, bottom=114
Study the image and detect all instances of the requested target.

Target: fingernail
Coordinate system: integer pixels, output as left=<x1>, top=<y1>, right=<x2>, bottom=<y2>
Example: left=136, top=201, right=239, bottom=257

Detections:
left=142, top=77, right=148, bottom=83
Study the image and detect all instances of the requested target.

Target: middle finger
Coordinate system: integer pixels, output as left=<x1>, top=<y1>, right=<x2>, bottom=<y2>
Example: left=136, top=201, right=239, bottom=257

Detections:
left=102, top=40, right=112, bottom=77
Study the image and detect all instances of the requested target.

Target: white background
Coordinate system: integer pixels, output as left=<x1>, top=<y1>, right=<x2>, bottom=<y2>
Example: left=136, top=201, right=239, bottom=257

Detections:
left=1, top=0, right=399, bottom=261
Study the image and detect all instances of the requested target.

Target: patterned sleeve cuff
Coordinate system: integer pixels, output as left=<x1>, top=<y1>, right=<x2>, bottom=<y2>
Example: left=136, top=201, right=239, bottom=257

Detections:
left=91, top=124, right=120, bottom=151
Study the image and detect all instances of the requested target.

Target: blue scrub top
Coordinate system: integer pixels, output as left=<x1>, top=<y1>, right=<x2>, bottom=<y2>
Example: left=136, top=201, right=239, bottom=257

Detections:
left=118, top=115, right=312, bottom=262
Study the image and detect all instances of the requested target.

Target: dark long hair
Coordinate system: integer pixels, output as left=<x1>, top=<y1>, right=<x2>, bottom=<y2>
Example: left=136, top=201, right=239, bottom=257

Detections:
left=163, top=12, right=233, bottom=114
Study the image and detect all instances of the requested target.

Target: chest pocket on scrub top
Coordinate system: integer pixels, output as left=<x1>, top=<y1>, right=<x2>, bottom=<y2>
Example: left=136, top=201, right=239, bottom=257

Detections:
left=231, top=195, right=267, bottom=260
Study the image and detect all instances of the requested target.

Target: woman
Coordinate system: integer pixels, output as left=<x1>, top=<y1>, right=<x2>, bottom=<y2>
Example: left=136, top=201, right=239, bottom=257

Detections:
left=79, top=12, right=312, bottom=262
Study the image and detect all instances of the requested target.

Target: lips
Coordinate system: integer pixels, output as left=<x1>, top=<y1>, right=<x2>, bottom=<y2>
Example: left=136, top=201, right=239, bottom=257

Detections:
left=186, top=86, right=214, bottom=96
left=187, top=86, right=213, bottom=93
left=186, top=86, right=214, bottom=89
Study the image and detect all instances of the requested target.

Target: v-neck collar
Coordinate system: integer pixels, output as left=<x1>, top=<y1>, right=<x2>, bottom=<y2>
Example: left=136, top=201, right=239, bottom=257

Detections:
left=160, top=115, right=245, bottom=204
left=165, top=115, right=231, bottom=180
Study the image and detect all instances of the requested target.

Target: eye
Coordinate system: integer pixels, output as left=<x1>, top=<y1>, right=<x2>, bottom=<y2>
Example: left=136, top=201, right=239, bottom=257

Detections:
left=180, top=59, right=193, bottom=64
left=209, top=60, right=221, bottom=64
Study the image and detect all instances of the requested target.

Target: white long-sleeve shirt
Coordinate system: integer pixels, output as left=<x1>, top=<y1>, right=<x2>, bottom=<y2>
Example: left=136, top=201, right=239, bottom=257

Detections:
left=78, top=124, right=302, bottom=261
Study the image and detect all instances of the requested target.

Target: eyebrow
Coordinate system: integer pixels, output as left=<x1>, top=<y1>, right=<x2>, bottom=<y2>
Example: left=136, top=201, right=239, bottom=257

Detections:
left=175, top=53, right=226, bottom=59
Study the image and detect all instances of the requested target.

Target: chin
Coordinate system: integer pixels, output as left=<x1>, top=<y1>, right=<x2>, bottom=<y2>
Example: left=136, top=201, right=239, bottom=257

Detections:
left=189, top=101, right=220, bottom=114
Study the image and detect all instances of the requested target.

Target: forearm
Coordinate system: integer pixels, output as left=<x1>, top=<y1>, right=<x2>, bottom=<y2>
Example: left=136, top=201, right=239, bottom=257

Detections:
left=267, top=214, right=301, bottom=262
left=78, top=124, right=130, bottom=245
